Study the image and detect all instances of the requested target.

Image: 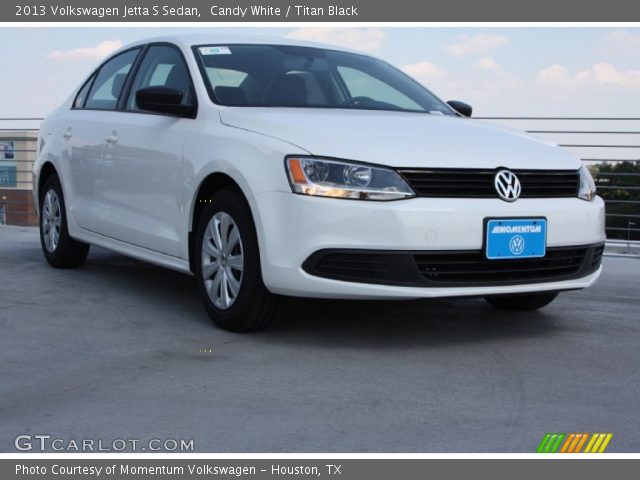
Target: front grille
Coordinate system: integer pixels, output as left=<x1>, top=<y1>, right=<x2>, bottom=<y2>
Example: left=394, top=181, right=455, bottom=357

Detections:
left=414, top=247, right=587, bottom=284
left=397, top=168, right=579, bottom=198
left=303, top=244, right=603, bottom=288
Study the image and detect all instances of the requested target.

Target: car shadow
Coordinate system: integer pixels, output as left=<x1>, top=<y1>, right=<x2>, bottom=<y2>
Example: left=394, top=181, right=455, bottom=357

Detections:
left=78, top=247, right=563, bottom=348
left=263, top=296, right=562, bottom=349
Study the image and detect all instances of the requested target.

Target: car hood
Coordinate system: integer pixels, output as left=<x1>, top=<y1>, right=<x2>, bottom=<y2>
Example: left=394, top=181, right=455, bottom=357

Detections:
left=219, top=108, right=579, bottom=170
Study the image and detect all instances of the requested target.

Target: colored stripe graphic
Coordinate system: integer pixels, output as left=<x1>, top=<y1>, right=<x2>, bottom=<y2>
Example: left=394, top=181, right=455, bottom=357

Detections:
left=584, top=433, right=614, bottom=453
left=559, top=433, right=576, bottom=453
left=537, top=433, right=551, bottom=453
left=538, top=433, right=613, bottom=453
left=574, top=433, right=590, bottom=452
left=560, top=433, right=589, bottom=453
left=537, top=433, right=565, bottom=453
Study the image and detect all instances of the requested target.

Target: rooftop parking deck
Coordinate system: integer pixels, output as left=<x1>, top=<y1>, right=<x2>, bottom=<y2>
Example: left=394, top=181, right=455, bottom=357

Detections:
left=1, top=225, right=638, bottom=452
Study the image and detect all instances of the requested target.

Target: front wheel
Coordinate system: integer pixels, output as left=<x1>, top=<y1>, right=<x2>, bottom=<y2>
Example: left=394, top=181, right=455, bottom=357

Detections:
left=484, top=292, right=559, bottom=311
left=39, top=173, right=90, bottom=268
left=194, top=188, right=283, bottom=332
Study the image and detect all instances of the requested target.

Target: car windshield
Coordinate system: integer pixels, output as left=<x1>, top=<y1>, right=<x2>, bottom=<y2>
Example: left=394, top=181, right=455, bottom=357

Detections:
left=193, top=44, right=454, bottom=115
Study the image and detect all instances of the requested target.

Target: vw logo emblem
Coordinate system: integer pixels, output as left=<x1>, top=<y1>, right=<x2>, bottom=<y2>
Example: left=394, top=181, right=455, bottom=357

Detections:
left=494, top=169, right=521, bottom=202
left=509, top=235, right=525, bottom=255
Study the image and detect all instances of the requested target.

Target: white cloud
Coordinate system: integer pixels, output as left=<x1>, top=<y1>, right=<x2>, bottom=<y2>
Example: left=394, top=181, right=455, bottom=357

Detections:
left=445, top=34, right=510, bottom=56
left=286, top=27, right=386, bottom=53
left=592, top=62, right=640, bottom=88
left=538, top=64, right=582, bottom=88
left=47, top=40, right=122, bottom=62
left=476, top=57, right=500, bottom=71
left=402, top=61, right=447, bottom=83
left=538, top=62, right=640, bottom=91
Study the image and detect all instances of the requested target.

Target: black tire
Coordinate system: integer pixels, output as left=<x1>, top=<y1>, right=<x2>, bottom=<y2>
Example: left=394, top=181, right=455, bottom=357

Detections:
left=194, top=187, right=284, bottom=332
left=39, top=173, right=90, bottom=268
left=484, top=292, right=559, bottom=311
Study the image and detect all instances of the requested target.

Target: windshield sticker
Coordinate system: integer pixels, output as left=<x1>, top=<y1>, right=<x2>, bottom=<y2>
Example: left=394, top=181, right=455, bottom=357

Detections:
left=199, top=46, right=231, bottom=55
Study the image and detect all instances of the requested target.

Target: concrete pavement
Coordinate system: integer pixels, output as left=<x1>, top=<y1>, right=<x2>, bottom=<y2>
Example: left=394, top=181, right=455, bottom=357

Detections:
left=1, top=226, right=638, bottom=452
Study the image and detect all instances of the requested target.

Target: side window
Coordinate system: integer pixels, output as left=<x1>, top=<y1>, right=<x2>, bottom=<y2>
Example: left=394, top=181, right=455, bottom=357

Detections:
left=126, top=45, right=194, bottom=111
left=85, top=48, right=140, bottom=110
left=73, top=74, right=95, bottom=109
left=337, top=66, right=422, bottom=111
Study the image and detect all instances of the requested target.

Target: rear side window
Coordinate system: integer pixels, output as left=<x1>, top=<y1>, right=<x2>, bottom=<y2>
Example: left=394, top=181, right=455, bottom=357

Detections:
left=85, top=48, right=140, bottom=110
left=73, top=74, right=95, bottom=109
left=126, top=45, right=194, bottom=111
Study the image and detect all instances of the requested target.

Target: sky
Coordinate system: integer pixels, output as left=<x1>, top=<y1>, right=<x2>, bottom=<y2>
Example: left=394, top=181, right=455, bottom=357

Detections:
left=0, top=26, right=639, bottom=118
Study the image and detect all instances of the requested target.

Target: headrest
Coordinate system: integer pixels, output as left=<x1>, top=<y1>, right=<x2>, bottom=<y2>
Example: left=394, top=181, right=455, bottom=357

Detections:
left=111, top=73, right=127, bottom=99
left=268, top=74, right=307, bottom=106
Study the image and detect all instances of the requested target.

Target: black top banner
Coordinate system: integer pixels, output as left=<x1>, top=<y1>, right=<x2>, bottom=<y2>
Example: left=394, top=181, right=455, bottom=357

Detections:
left=4, top=0, right=640, bottom=22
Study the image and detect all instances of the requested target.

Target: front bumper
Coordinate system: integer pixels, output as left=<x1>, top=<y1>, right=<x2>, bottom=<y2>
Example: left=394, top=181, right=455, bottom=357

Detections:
left=254, top=192, right=606, bottom=299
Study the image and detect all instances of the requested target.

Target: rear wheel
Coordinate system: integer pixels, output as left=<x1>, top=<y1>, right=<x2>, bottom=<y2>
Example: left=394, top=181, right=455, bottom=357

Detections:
left=484, top=292, right=559, bottom=311
left=195, top=188, right=283, bottom=332
left=39, top=173, right=90, bottom=268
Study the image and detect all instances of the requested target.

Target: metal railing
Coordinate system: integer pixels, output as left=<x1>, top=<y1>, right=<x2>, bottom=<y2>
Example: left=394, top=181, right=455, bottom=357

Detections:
left=1, top=116, right=639, bottom=243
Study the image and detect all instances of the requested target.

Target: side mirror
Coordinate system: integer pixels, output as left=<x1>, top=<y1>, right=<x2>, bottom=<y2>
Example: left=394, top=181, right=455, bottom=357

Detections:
left=135, top=86, right=195, bottom=118
left=447, top=100, right=472, bottom=118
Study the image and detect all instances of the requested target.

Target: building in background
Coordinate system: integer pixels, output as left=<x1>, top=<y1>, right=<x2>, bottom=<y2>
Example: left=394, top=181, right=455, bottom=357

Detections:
left=0, top=132, right=37, bottom=226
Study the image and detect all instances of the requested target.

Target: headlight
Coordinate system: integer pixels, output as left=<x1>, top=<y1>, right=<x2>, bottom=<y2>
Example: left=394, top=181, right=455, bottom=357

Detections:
left=285, top=157, right=415, bottom=201
left=578, top=164, right=597, bottom=201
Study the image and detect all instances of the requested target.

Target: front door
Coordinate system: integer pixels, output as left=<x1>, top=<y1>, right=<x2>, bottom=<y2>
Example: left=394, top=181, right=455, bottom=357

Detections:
left=99, top=45, right=196, bottom=258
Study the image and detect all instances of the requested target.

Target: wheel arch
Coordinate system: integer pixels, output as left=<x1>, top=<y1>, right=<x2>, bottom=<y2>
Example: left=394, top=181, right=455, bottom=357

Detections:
left=37, top=162, right=59, bottom=204
left=188, top=171, right=257, bottom=274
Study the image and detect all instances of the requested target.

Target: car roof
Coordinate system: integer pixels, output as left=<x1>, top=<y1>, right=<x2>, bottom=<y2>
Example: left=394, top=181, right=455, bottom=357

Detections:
left=117, top=33, right=363, bottom=55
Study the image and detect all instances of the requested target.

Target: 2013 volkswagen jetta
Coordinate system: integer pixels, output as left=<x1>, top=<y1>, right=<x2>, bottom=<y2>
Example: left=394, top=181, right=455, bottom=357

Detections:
left=34, top=34, right=605, bottom=331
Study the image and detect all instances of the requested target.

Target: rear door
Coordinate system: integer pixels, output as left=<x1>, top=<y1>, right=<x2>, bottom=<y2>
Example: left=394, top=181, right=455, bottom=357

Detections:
left=62, top=48, right=141, bottom=233
left=98, top=44, right=196, bottom=257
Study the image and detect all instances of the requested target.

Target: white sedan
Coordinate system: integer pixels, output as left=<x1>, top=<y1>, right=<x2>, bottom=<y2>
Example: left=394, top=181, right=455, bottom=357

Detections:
left=34, top=34, right=605, bottom=331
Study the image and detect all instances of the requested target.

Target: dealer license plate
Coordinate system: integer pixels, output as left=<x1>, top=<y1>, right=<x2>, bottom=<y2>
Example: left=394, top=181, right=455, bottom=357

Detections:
left=485, top=218, right=547, bottom=260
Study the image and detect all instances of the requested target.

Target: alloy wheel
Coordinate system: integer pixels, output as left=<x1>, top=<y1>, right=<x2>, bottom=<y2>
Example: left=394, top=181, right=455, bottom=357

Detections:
left=201, top=211, right=244, bottom=310
left=42, top=189, right=61, bottom=253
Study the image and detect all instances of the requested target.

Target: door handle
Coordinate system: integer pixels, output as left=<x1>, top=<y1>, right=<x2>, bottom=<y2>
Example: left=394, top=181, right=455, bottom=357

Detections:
left=62, top=129, right=72, bottom=139
left=105, top=135, right=118, bottom=144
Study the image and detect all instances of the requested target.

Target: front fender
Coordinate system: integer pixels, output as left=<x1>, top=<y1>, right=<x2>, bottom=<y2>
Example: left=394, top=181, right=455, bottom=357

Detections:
left=181, top=122, right=310, bottom=262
